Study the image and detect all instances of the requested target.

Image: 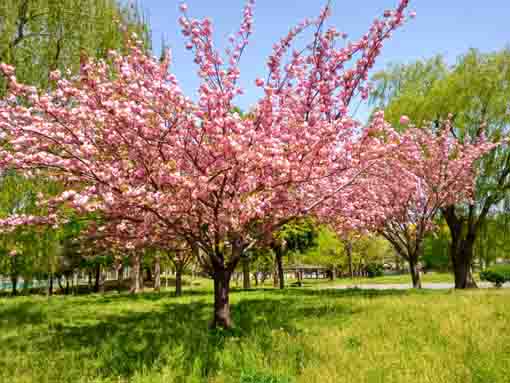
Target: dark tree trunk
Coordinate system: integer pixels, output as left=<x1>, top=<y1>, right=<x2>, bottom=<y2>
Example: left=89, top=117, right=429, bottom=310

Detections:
left=211, top=267, right=232, bottom=329
left=346, top=241, right=354, bottom=279
left=273, top=263, right=279, bottom=288
left=57, top=275, right=64, bottom=291
left=130, top=253, right=142, bottom=294
left=452, top=239, right=477, bottom=288
left=154, top=256, right=161, bottom=292
left=87, top=271, right=92, bottom=288
left=48, top=275, right=53, bottom=296
left=254, top=272, right=259, bottom=286
left=276, top=249, right=285, bottom=289
left=443, top=206, right=478, bottom=289
left=65, top=277, right=70, bottom=295
left=330, top=267, right=336, bottom=281
left=94, top=263, right=101, bottom=293
left=11, top=274, right=17, bottom=296
left=242, top=257, right=251, bottom=289
left=146, top=266, right=152, bottom=282
left=175, top=266, right=183, bottom=297
left=408, top=256, right=422, bottom=289
left=116, top=263, right=123, bottom=292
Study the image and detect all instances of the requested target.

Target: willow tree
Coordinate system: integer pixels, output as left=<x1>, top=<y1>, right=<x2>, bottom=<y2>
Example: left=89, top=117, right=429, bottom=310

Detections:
left=0, top=0, right=150, bottom=93
left=0, top=0, right=150, bottom=292
left=371, top=49, right=510, bottom=288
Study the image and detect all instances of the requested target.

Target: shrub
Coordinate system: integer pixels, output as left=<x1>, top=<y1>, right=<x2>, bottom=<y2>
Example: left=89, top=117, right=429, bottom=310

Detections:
left=480, top=264, right=510, bottom=287
left=366, top=263, right=384, bottom=278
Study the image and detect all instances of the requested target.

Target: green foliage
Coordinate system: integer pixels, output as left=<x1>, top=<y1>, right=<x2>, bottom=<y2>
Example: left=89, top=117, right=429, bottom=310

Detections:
left=276, top=218, right=318, bottom=255
left=480, top=264, right=510, bottom=287
left=365, top=263, right=384, bottom=278
left=0, top=0, right=150, bottom=93
left=422, top=221, right=451, bottom=270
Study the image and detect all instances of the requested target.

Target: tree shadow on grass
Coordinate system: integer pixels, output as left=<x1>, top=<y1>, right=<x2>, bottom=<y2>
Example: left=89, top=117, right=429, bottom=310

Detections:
left=0, top=301, right=46, bottom=330
left=1, top=291, right=362, bottom=381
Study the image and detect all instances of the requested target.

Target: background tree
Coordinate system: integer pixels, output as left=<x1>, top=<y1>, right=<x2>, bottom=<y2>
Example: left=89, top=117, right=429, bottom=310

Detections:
left=0, top=0, right=150, bottom=93
left=371, top=49, right=510, bottom=288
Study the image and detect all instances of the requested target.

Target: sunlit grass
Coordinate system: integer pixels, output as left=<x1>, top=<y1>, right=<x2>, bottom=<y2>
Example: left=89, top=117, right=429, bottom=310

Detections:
left=0, top=285, right=508, bottom=382
left=302, top=272, right=457, bottom=287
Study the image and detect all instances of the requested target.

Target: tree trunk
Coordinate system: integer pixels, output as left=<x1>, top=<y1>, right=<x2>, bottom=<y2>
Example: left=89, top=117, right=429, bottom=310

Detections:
left=11, top=274, right=17, bottom=296
left=175, top=266, right=183, bottom=296
left=272, top=264, right=279, bottom=288
left=94, top=263, right=101, bottom=293
left=330, top=267, right=336, bottom=281
left=276, top=248, right=285, bottom=289
left=452, top=239, right=477, bottom=288
left=254, top=272, right=259, bottom=286
left=116, top=264, right=123, bottom=292
left=408, top=256, right=422, bottom=289
left=146, top=266, right=152, bottom=282
left=130, top=253, right=142, bottom=294
left=48, top=275, right=53, bottom=296
left=154, top=256, right=161, bottom=292
left=346, top=241, right=354, bottom=279
left=242, top=257, right=251, bottom=289
left=443, top=206, right=478, bottom=289
left=211, top=268, right=233, bottom=329
left=57, top=275, right=64, bottom=291
left=98, top=267, right=105, bottom=294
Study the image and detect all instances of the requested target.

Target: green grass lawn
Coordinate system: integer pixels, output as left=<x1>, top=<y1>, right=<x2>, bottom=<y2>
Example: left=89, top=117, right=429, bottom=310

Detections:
left=1, top=286, right=509, bottom=383
left=300, top=272, right=457, bottom=287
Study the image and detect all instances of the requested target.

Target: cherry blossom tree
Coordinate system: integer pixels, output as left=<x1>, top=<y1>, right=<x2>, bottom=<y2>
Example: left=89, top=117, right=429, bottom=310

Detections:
left=0, top=0, right=414, bottom=328
left=364, top=118, right=495, bottom=288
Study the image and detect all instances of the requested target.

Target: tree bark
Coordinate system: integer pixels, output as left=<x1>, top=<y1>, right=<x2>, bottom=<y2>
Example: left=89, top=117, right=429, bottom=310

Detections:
left=211, top=267, right=233, bottom=329
left=48, top=275, right=53, bottom=296
left=275, top=247, right=285, bottom=289
left=346, top=240, right=354, bottom=279
left=116, top=263, right=123, bottom=293
left=98, top=267, right=105, bottom=294
left=242, top=257, right=251, bottom=289
left=11, top=274, right=17, bottom=296
left=408, top=256, right=422, bottom=289
left=175, top=266, right=183, bottom=297
left=273, top=263, right=279, bottom=288
left=154, top=256, right=161, bottom=292
left=94, top=263, right=101, bottom=293
left=452, top=239, right=477, bottom=288
left=330, top=267, right=336, bottom=281
left=443, top=206, right=478, bottom=289
left=130, top=253, right=142, bottom=294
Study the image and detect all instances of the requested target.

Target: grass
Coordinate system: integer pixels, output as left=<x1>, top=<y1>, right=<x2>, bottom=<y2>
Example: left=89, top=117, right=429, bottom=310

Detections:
left=301, top=272, right=457, bottom=287
left=0, top=285, right=509, bottom=383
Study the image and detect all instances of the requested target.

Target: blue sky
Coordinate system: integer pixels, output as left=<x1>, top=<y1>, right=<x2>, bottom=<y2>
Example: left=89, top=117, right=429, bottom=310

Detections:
left=136, top=1, right=509, bottom=119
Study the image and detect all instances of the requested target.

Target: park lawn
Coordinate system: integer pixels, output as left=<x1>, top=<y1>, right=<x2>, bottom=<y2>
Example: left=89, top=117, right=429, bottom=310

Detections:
left=300, top=272, right=457, bottom=287
left=0, top=287, right=509, bottom=383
